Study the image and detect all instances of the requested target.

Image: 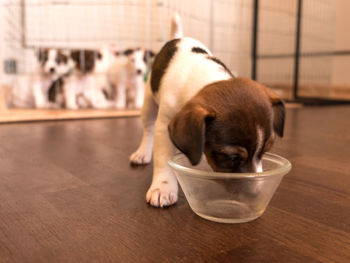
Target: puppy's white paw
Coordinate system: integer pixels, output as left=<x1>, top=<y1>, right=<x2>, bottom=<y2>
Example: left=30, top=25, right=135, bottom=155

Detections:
left=35, top=101, right=50, bottom=109
left=115, top=100, right=126, bottom=110
left=146, top=181, right=178, bottom=207
left=66, top=103, right=79, bottom=110
left=129, top=149, right=152, bottom=165
left=135, top=100, right=143, bottom=109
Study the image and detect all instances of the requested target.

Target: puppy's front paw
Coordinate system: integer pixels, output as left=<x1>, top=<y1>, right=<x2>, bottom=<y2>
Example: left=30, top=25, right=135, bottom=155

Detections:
left=66, top=103, right=79, bottom=110
left=135, top=99, right=143, bottom=109
left=146, top=181, right=178, bottom=207
left=129, top=149, right=152, bottom=165
left=115, top=100, right=126, bottom=110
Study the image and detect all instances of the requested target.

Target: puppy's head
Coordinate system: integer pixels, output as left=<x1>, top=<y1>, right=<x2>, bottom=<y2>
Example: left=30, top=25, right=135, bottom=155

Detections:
left=123, top=48, right=155, bottom=76
left=37, top=48, right=71, bottom=77
left=70, top=50, right=102, bottom=73
left=143, top=50, right=156, bottom=65
left=168, top=78, right=285, bottom=173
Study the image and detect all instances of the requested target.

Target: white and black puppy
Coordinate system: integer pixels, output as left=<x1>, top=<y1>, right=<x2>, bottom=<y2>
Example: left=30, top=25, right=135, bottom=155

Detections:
left=10, top=49, right=73, bottom=109
left=64, top=49, right=113, bottom=109
left=130, top=15, right=285, bottom=207
left=34, top=48, right=74, bottom=108
left=107, top=48, right=155, bottom=109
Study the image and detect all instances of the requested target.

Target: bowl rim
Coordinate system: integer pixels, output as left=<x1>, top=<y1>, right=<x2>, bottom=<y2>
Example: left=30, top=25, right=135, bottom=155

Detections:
left=168, top=152, right=292, bottom=179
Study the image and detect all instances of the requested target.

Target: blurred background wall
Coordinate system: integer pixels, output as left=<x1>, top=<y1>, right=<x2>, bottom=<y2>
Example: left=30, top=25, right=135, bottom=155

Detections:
left=0, top=0, right=252, bottom=82
left=1, top=0, right=350, bottom=104
left=332, top=0, right=350, bottom=87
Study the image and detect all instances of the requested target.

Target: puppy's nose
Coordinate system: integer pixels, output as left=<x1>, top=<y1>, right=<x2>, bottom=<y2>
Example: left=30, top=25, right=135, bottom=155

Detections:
left=136, top=69, right=142, bottom=75
left=49, top=67, right=55, bottom=73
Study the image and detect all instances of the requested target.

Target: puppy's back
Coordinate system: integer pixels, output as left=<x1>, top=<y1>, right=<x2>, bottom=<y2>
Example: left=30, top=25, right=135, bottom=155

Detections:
left=150, top=37, right=232, bottom=109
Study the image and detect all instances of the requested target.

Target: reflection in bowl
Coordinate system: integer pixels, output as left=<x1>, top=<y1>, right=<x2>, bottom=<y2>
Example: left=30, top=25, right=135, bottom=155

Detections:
left=168, top=152, right=292, bottom=223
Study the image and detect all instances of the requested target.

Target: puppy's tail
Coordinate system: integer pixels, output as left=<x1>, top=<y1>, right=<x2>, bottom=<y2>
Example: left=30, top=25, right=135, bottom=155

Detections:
left=170, top=12, right=183, bottom=39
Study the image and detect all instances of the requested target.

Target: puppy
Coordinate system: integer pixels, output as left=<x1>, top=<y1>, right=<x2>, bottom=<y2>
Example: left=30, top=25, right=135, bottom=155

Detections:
left=130, top=15, right=285, bottom=207
left=64, top=49, right=113, bottom=109
left=10, top=48, right=73, bottom=109
left=107, top=48, right=155, bottom=109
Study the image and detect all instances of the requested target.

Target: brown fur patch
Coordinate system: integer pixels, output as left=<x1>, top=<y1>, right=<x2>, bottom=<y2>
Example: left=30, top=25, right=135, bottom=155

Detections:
left=151, top=39, right=180, bottom=93
left=56, top=51, right=68, bottom=64
left=168, top=78, right=285, bottom=173
left=37, top=49, right=49, bottom=65
left=70, top=50, right=101, bottom=73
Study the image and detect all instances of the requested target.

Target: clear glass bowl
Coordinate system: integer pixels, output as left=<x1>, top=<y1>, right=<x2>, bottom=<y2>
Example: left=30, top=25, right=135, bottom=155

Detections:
left=168, top=152, right=292, bottom=223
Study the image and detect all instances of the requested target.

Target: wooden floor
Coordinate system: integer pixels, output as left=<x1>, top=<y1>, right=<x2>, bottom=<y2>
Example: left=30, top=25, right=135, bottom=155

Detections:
left=0, top=109, right=140, bottom=123
left=0, top=106, right=349, bottom=263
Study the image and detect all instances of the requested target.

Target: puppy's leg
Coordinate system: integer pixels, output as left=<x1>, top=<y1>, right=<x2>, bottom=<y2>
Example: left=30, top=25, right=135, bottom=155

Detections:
left=130, top=82, right=157, bottom=165
left=146, top=113, right=178, bottom=207
left=89, top=75, right=111, bottom=109
left=64, top=77, right=79, bottom=110
left=115, top=83, right=127, bottom=109
left=134, top=76, right=145, bottom=109
left=93, top=91, right=113, bottom=109
left=33, top=80, right=48, bottom=108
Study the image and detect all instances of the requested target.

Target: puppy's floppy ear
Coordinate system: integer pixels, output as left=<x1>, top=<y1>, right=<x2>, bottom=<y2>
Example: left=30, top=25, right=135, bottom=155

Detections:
left=36, top=49, right=47, bottom=63
left=144, top=50, right=156, bottom=64
left=60, top=49, right=70, bottom=57
left=123, top=49, right=134, bottom=56
left=168, top=103, right=215, bottom=165
left=70, top=50, right=80, bottom=63
left=57, top=50, right=68, bottom=64
left=263, top=87, right=285, bottom=137
left=97, top=51, right=102, bottom=60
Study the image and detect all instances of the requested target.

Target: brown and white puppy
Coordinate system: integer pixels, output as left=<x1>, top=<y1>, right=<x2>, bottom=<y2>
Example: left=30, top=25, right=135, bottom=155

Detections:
left=107, top=48, right=155, bottom=109
left=64, top=49, right=113, bottom=109
left=31, top=48, right=73, bottom=108
left=130, top=17, right=285, bottom=207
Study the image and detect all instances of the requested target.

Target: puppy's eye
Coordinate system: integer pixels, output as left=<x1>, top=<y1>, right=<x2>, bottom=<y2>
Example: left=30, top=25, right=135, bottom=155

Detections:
left=55, top=58, right=61, bottom=64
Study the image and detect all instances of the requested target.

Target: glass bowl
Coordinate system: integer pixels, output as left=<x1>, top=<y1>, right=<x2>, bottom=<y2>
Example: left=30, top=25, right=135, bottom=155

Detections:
left=168, top=152, right=292, bottom=223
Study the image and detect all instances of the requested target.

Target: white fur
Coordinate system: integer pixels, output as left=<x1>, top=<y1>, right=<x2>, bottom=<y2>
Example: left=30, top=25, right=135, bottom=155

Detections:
left=130, top=37, right=233, bottom=207
left=10, top=75, right=35, bottom=108
left=254, top=126, right=264, bottom=173
left=107, top=49, right=148, bottom=109
left=170, top=13, right=183, bottom=39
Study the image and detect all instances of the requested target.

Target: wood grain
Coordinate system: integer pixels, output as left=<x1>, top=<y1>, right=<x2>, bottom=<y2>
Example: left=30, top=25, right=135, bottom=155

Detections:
left=0, top=106, right=350, bottom=263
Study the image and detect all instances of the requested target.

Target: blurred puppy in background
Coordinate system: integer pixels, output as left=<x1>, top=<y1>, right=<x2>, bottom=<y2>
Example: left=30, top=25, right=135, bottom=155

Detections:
left=10, top=46, right=154, bottom=110
left=35, top=49, right=74, bottom=108
left=107, top=48, right=155, bottom=109
left=64, top=49, right=114, bottom=109
left=11, top=48, right=74, bottom=108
